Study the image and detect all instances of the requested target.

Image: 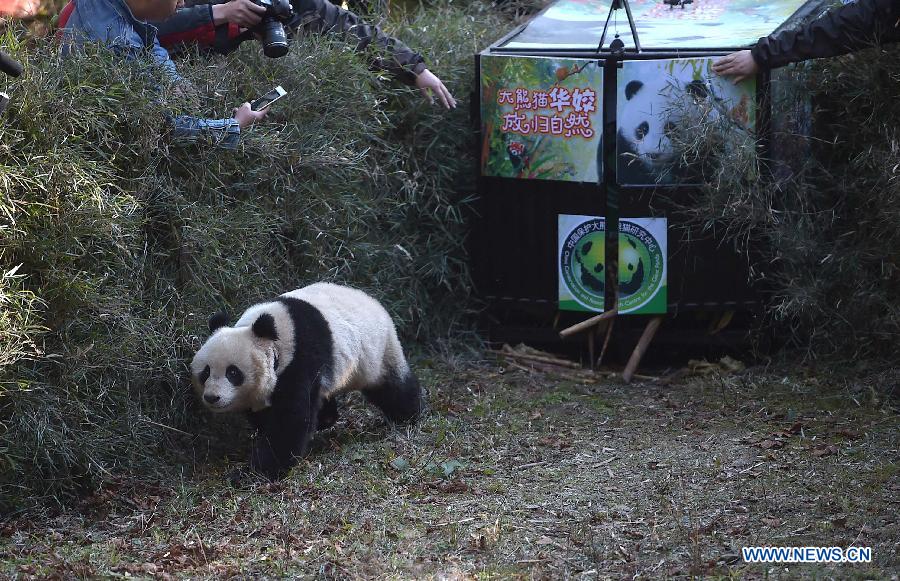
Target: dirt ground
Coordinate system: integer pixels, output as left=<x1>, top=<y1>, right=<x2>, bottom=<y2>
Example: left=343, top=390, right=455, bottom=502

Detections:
left=1, top=352, right=898, bottom=580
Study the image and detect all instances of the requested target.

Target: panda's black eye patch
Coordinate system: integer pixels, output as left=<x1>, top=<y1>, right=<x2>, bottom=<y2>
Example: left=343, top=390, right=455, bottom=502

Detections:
left=199, top=365, right=210, bottom=384
left=226, top=365, right=244, bottom=386
left=635, top=121, right=649, bottom=141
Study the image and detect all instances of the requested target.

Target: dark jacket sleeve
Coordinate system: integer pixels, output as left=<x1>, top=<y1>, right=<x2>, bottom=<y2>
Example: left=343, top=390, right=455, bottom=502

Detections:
left=155, top=4, right=213, bottom=36
left=289, top=0, right=426, bottom=85
left=153, top=4, right=217, bottom=50
left=752, top=0, right=900, bottom=69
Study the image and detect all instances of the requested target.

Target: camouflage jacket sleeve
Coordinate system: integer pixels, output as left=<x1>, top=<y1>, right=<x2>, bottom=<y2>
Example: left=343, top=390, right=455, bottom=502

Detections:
left=288, top=0, right=426, bottom=85
left=752, top=0, right=900, bottom=69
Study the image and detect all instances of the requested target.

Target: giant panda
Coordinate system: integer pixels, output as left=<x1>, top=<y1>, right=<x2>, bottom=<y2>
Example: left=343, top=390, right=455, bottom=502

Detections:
left=190, top=282, right=423, bottom=481
left=617, top=77, right=718, bottom=185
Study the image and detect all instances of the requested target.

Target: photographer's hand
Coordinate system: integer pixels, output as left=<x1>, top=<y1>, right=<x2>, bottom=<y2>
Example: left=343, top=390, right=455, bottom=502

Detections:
left=213, top=0, right=266, bottom=28
left=233, top=102, right=267, bottom=129
left=415, top=69, right=456, bottom=110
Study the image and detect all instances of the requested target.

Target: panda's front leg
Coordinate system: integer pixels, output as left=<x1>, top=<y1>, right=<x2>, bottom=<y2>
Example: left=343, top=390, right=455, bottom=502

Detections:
left=247, top=395, right=317, bottom=481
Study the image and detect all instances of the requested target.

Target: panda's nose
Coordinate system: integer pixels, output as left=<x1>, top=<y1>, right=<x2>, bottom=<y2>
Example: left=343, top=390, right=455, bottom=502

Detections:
left=204, top=394, right=221, bottom=404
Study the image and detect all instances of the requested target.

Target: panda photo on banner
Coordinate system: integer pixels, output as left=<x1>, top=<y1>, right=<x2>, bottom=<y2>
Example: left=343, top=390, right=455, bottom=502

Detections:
left=616, top=57, right=756, bottom=187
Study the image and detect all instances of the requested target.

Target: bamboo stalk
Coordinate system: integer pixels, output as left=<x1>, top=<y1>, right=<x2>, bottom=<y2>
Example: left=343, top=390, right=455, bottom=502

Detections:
left=588, top=330, right=595, bottom=371
left=622, top=317, right=663, bottom=383
left=559, top=309, right=617, bottom=338
left=598, top=317, right=615, bottom=367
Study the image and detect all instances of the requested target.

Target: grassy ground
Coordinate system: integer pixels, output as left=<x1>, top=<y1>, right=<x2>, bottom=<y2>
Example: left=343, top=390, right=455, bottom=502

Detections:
left=1, top=353, right=897, bottom=579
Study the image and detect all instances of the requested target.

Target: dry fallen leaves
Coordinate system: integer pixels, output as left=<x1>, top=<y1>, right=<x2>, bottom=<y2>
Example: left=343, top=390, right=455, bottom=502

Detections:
left=810, top=443, right=838, bottom=458
left=757, top=439, right=784, bottom=450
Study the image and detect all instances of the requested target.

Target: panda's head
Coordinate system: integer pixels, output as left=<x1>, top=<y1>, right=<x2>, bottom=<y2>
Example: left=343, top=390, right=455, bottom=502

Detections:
left=190, top=312, right=280, bottom=413
left=619, top=79, right=676, bottom=167
left=620, top=78, right=714, bottom=168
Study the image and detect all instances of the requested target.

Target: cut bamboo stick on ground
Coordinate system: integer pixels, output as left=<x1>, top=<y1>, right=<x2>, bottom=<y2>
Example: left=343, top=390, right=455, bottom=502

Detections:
left=622, top=316, right=663, bottom=383
left=558, top=309, right=617, bottom=338
left=515, top=344, right=564, bottom=358
left=492, top=347, right=582, bottom=369
left=588, top=330, right=595, bottom=370
left=598, top=317, right=615, bottom=368
left=507, top=360, right=597, bottom=383
left=507, top=356, right=660, bottom=383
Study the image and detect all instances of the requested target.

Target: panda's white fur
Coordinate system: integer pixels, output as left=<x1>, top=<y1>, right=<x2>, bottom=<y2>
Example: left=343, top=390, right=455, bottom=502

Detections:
left=237, top=283, right=409, bottom=403
left=190, top=282, right=422, bottom=480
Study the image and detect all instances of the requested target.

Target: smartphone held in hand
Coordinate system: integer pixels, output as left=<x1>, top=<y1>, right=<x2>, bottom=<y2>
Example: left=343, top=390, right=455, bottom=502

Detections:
left=251, top=86, right=287, bottom=111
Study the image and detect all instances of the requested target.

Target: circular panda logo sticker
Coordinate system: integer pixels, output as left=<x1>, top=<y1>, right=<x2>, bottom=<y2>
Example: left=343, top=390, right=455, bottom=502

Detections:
left=560, top=218, right=665, bottom=313
left=560, top=218, right=607, bottom=311
left=618, top=220, right=665, bottom=313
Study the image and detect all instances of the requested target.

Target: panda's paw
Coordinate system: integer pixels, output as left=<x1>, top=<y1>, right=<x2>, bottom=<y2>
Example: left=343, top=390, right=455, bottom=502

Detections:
left=226, top=465, right=268, bottom=489
left=249, top=444, right=289, bottom=482
left=226, top=466, right=251, bottom=488
left=316, top=397, right=340, bottom=431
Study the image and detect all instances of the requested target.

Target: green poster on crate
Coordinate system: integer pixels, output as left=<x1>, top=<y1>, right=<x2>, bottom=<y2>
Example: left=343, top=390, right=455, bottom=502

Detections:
left=480, top=55, right=603, bottom=183
left=558, top=214, right=667, bottom=314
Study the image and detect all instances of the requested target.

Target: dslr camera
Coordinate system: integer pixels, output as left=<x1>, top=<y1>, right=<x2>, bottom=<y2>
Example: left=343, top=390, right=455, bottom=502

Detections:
left=249, top=0, right=294, bottom=58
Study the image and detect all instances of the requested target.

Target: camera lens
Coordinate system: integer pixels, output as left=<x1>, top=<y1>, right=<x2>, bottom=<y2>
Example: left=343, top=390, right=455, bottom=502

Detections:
left=262, top=19, right=289, bottom=58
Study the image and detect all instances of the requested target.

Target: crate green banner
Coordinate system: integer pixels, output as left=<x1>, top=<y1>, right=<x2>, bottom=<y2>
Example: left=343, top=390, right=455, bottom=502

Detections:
left=480, top=55, right=603, bottom=182
left=558, top=214, right=667, bottom=314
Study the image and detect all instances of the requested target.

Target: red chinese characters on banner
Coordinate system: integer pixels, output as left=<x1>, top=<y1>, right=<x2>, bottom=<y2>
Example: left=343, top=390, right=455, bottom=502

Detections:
left=497, top=86, right=597, bottom=139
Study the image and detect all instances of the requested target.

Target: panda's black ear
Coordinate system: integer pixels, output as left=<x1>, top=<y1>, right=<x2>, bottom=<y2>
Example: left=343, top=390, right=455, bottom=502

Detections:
left=625, top=80, right=643, bottom=101
left=252, top=313, right=279, bottom=341
left=209, top=312, right=230, bottom=333
left=685, top=79, right=709, bottom=100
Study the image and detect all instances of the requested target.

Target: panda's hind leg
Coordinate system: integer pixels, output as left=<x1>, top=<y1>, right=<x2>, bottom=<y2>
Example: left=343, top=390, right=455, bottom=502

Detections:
left=364, top=368, right=424, bottom=424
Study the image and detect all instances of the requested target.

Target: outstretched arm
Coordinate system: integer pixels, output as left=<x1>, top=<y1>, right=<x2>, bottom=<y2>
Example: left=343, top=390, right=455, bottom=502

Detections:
left=293, top=0, right=423, bottom=83
left=715, top=0, right=900, bottom=81
left=752, top=0, right=900, bottom=70
left=57, top=0, right=263, bottom=147
left=155, top=0, right=265, bottom=50
left=151, top=37, right=266, bottom=147
left=295, top=0, right=455, bottom=107
left=171, top=103, right=265, bottom=148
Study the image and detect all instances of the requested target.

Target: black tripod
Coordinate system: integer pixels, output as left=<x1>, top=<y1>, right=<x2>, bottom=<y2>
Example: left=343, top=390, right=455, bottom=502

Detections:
left=0, top=48, right=23, bottom=115
left=597, top=0, right=641, bottom=54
